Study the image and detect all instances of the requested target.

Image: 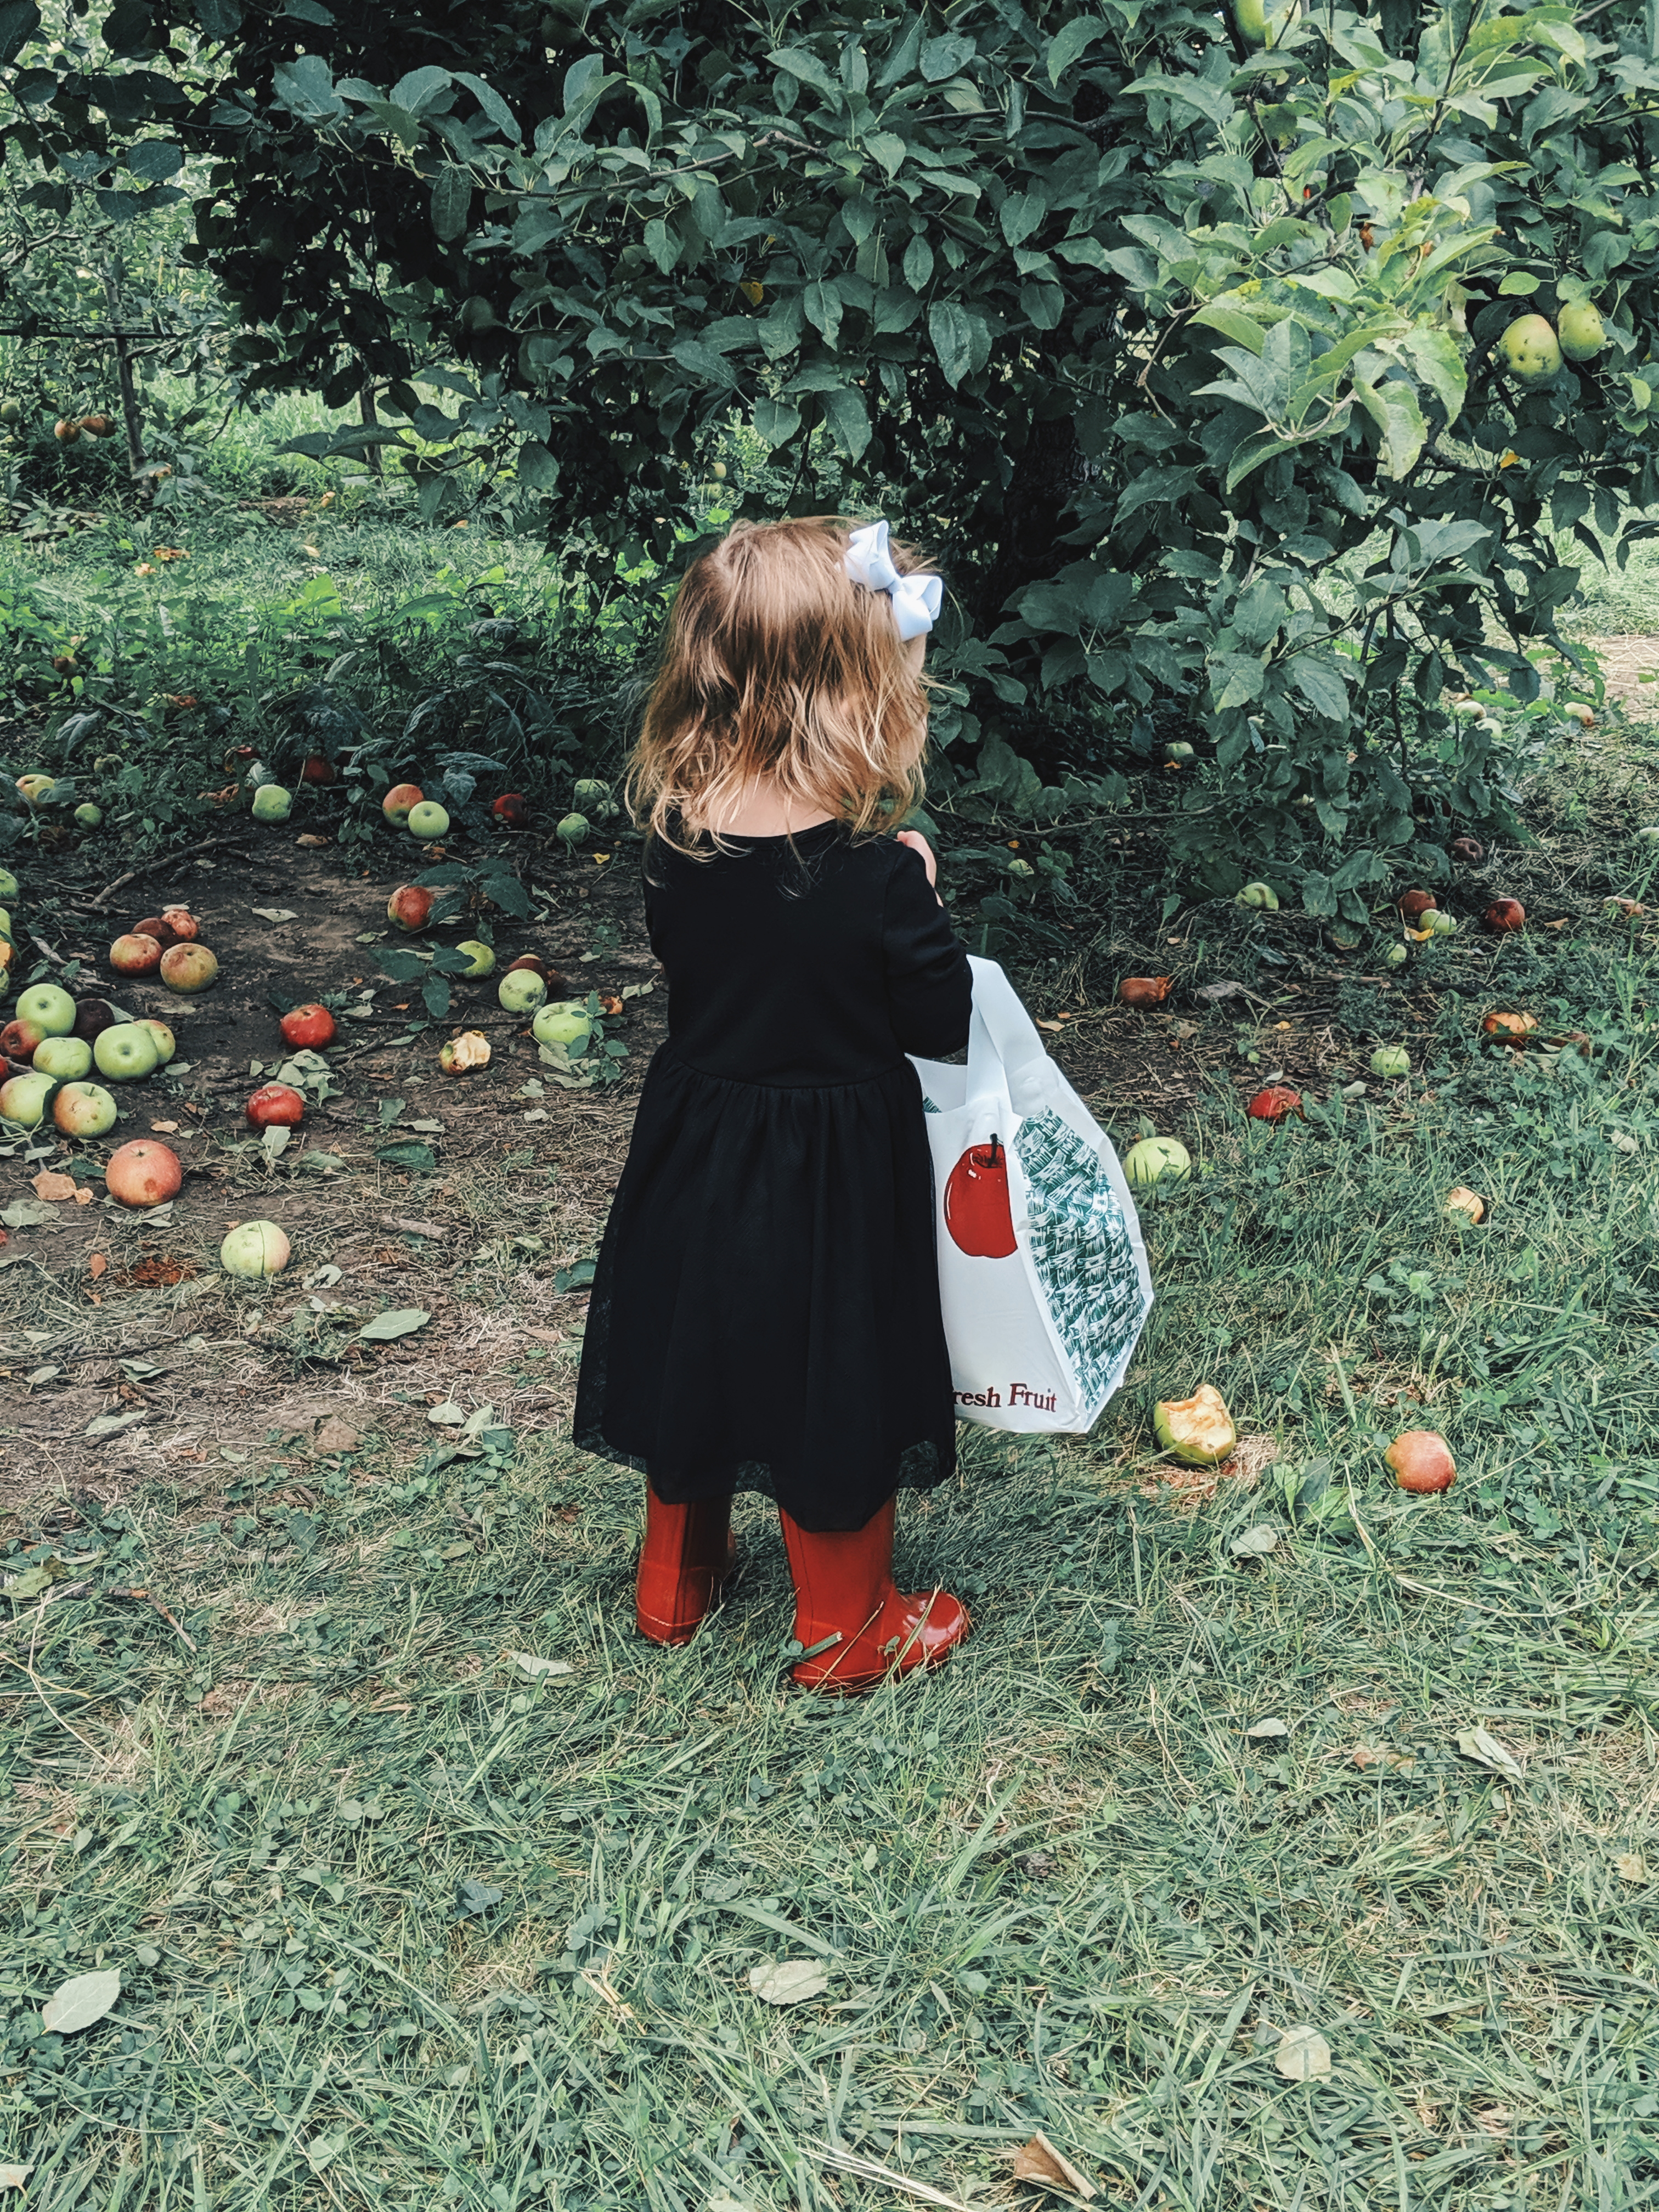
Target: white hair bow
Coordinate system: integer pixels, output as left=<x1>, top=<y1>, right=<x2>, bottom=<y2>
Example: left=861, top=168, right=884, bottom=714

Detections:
left=844, top=519, right=943, bottom=642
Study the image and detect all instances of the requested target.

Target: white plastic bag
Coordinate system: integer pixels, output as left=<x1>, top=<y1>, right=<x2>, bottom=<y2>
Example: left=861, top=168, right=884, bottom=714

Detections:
left=910, top=956, right=1153, bottom=1434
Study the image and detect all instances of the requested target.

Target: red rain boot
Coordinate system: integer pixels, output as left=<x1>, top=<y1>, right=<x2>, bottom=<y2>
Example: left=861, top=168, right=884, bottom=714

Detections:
left=778, top=1496, right=969, bottom=1694
left=635, top=1482, right=737, bottom=1645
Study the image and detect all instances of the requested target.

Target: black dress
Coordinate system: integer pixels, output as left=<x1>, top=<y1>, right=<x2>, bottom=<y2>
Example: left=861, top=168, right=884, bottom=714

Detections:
left=573, top=819, right=973, bottom=1533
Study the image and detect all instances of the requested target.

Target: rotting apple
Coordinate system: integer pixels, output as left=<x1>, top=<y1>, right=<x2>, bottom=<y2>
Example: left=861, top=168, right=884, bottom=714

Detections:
left=943, top=1136, right=1018, bottom=1259
left=1247, top=1086, right=1303, bottom=1124
left=499, top=968, right=548, bottom=1016
left=504, top=953, right=549, bottom=980
left=492, top=792, right=530, bottom=830
left=382, top=782, right=424, bottom=827
left=110, top=931, right=163, bottom=975
left=1124, top=1136, right=1192, bottom=1189
left=70, top=997, right=116, bottom=1043
left=106, top=1138, right=182, bottom=1208
left=33, top=1034, right=92, bottom=1080
left=1481, top=1009, right=1538, bottom=1039
left=532, top=1000, right=592, bottom=1049
left=1450, top=836, right=1485, bottom=866
left=160, top=906, right=199, bottom=941
left=159, top=944, right=218, bottom=994
left=300, top=755, right=335, bottom=785
left=246, top=1082, right=304, bottom=1128
left=279, top=1002, right=336, bottom=1050
left=93, top=1023, right=161, bottom=1081
left=53, top=1080, right=116, bottom=1138
left=1484, top=898, right=1525, bottom=933
left=0, top=1071, right=58, bottom=1125
left=1, top=1017, right=47, bottom=1059
left=1118, top=975, right=1172, bottom=1009
left=221, top=1220, right=291, bottom=1278
left=454, top=940, right=495, bottom=978
left=134, top=915, right=179, bottom=948
left=136, top=1018, right=176, bottom=1065
left=1444, top=1186, right=1486, bottom=1223
left=439, top=1030, right=491, bottom=1074
left=1385, top=1430, right=1455, bottom=1493
left=387, top=884, right=435, bottom=932
left=407, top=800, right=450, bottom=840
left=16, top=983, right=75, bottom=1037
left=1152, top=1384, right=1237, bottom=1466
left=1397, top=889, right=1437, bottom=923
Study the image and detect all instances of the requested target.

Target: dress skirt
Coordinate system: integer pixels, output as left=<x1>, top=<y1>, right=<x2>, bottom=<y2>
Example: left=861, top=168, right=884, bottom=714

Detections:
left=573, top=1041, right=957, bottom=1533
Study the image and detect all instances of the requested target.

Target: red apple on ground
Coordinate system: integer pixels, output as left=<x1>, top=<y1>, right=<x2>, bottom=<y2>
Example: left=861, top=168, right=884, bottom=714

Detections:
left=387, top=884, right=435, bottom=932
left=382, top=782, right=424, bottom=827
left=1385, top=1430, right=1456, bottom=1493
left=1484, top=898, right=1525, bottom=933
left=71, top=998, right=116, bottom=1043
left=1444, top=1186, right=1486, bottom=1223
left=1248, top=1086, right=1303, bottom=1124
left=944, top=1136, right=1017, bottom=1258
left=280, top=1002, right=336, bottom=1050
left=160, top=906, right=199, bottom=941
left=221, top=1220, right=291, bottom=1277
left=300, top=755, right=335, bottom=785
left=159, top=944, right=218, bottom=994
left=110, top=930, right=163, bottom=975
left=1118, top=975, right=1172, bottom=1008
left=106, top=1138, right=182, bottom=1207
left=0, top=1071, right=58, bottom=1125
left=134, top=914, right=180, bottom=948
left=492, top=792, right=530, bottom=830
left=53, top=1080, right=117, bottom=1138
left=1482, top=1009, right=1538, bottom=1039
left=504, top=953, right=549, bottom=980
left=1397, top=889, right=1437, bottom=923
left=246, top=1082, right=304, bottom=1128
left=1, top=1017, right=47, bottom=1060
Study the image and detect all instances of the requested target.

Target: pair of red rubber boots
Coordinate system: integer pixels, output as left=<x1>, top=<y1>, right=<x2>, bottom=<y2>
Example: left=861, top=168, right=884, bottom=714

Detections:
left=634, top=1483, right=969, bottom=1691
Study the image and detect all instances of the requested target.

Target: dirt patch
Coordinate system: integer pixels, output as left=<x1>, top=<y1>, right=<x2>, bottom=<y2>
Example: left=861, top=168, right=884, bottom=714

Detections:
left=1585, top=634, right=1659, bottom=715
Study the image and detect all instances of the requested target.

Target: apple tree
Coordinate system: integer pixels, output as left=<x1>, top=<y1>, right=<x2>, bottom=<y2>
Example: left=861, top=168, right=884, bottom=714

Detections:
left=8, top=0, right=1659, bottom=905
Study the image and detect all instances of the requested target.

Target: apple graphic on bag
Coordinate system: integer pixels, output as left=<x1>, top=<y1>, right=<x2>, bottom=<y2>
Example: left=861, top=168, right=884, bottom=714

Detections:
left=944, top=1133, right=1017, bottom=1259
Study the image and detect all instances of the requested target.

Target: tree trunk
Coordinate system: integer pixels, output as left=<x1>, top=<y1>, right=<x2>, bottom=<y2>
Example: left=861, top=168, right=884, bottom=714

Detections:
left=102, top=257, right=149, bottom=499
left=360, top=372, right=381, bottom=474
left=968, top=411, right=1087, bottom=632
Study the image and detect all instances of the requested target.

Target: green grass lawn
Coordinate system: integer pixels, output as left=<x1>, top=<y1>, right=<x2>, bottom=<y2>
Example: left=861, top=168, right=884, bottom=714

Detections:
left=5, top=976, right=1659, bottom=2209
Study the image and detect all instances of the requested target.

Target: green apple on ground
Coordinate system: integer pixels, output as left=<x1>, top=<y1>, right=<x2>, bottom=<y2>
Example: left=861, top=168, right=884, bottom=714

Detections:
left=1426, top=909, right=1458, bottom=935
left=1370, top=1046, right=1411, bottom=1077
left=74, top=802, right=102, bottom=830
left=1497, top=313, right=1562, bottom=383
left=16, top=773, right=56, bottom=805
left=556, top=812, right=589, bottom=848
left=533, top=999, right=592, bottom=1047
left=221, top=1220, right=291, bottom=1278
left=407, top=800, right=450, bottom=839
left=1153, top=1384, right=1237, bottom=1466
left=137, top=1018, right=176, bottom=1064
left=0, top=907, right=12, bottom=940
left=93, top=1023, right=161, bottom=1081
left=500, top=969, right=548, bottom=1015
left=53, top=1080, right=116, bottom=1137
left=15, top=983, right=75, bottom=1036
left=1384, top=943, right=1409, bottom=968
left=159, top=945, right=218, bottom=993
left=1557, top=301, right=1607, bottom=362
left=0, top=869, right=16, bottom=900
left=454, top=939, right=495, bottom=977
left=33, top=1034, right=93, bottom=1080
left=251, top=785, right=292, bottom=823
left=1235, top=882, right=1279, bottom=910
left=1124, top=1135, right=1192, bottom=1188
left=572, top=777, right=615, bottom=817
left=0, top=1071, right=58, bottom=1125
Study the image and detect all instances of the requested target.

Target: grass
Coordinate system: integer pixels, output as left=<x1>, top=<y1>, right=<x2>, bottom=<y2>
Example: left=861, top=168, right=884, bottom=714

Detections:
left=5, top=950, right=1659, bottom=2207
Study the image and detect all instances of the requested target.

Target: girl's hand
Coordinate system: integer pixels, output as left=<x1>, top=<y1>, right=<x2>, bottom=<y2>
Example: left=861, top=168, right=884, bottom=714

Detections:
left=896, top=828, right=937, bottom=886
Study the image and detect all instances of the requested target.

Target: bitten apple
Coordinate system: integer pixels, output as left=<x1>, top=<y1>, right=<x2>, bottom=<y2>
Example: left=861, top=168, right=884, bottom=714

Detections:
left=438, top=1030, right=491, bottom=1074
left=106, top=1138, right=182, bottom=1207
left=1484, top=898, right=1525, bottom=932
left=1153, top=1385, right=1237, bottom=1466
left=1247, top=1086, right=1302, bottom=1123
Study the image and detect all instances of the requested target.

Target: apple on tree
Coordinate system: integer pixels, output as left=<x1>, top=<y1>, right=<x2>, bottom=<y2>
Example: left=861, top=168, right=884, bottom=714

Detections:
left=1497, top=314, right=1562, bottom=384
left=1558, top=301, right=1607, bottom=363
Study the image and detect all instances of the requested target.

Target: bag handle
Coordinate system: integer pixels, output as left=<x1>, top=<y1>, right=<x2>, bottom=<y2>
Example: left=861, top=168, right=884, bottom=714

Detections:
left=966, top=956, right=1048, bottom=1101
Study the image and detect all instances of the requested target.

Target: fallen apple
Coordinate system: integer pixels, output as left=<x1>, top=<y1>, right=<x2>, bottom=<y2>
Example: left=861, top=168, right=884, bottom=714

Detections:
left=1384, top=944, right=1409, bottom=968
left=0, top=868, right=16, bottom=900
left=1444, top=1186, right=1486, bottom=1223
left=1118, top=975, right=1172, bottom=1008
left=1153, top=1384, right=1236, bottom=1466
left=1385, top=1430, right=1455, bottom=1494
left=382, top=782, right=424, bottom=827
left=134, top=914, right=180, bottom=948
left=110, top=931, right=163, bottom=975
left=1164, top=741, right=1195, bottom=764
left=251, top=785, right=293, bottom=824
left=93, top=1022, right=161, bottom=1081
left=1482, top=1009, right=1538, bottom=1038
left=70, top=997, right=116, bottom=1043
left=137, top=1018, right=176, bottom=1065
left=16, top=772, right=55, bottom=805
left=1397, top=889, right=1437, bottom=923
left=500, top=968, right=548, bottom=1016
left=1450, top=836, right=1484, bottom=866
left=1370, top=1046, right=1410, bottom=1078
left=573, top=777, right=616, bottom=817
left=387, top=884, right=435, bottom=932
left=439, top=1029, right=491, bottom=1074
left=221, top=1220, right=291, bottom=1278
left=492, top=792, right=530, bottom=829
left=454, top=939, right=496, bottom=978
left=504, top=953, right=549, bottom=980
left=1, top=1017, right=47, bottom=1059
left=75, top=802, right=103, bottom=830
left=53, top=1080, right=116, bottom=1137
left=160, top=906, right=199, bottom=941
left=1606, top=897, right=1645, bottom=918
left=1561, top=702, right=1595, bottom=727
left=1124, top=1136, right=1192, bottom=1188
left=15, top=983, right=76, bottom=1037
left=1484, top=898, right=1525, bottom=933
left=159, top=944, right=218, bottom=994
left=300, top=754, right=335, bottom=785
left=1236, top=882, right=1279, bottom=910
left=279, top=1002, right=336, bottom=1050
left=106, top=1137, right=182, bottom=1208
left=0, top=1070, right=58, bottom=1125
left=246, top=1082, right=304, bottom=1128
left=407, top=800, right=450, bottom=840
left=33, top=1034, right=92, bottom=1080
left=556, top=811, right=589, bottom=849
left=1247, top=1085, right=1302, bottom=1124
left=532, top=999, right=592, bottom=1048
left=944, top=1135, right=1018, bottom=1258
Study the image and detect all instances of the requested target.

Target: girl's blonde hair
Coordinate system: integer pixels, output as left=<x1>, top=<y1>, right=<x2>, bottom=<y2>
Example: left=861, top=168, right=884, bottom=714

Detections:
left=627, top=516, right=935, bottom=853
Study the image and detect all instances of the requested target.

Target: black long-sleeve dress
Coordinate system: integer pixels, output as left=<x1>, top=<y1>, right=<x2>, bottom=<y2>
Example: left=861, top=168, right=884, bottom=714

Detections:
left=573, top=819, right=972, bottom=1532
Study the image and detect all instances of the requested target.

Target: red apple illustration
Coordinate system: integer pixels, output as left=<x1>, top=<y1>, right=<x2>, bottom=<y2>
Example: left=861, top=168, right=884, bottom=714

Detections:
left=944, top=1135, right=1017, bottom=1258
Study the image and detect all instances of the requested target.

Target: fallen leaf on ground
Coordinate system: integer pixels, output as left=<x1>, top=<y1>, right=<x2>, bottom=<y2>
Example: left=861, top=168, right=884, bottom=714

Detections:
left=88, top=1253, right=108, bottom=1278
left=0, top=2164, right=34, bottom=2188
left=1615, top=1851, right=1649, bottom=1883
left=1352, top=1745, right=1415, bottom=1773
left=749, top=1959, right=829, bottom=2006
left=297, top=833, right=329, bottom=848
left=1246, top=1717, right=1289, bottom=1738
left=42, top=1968, right=121, bottom=2036
left=357, top=1307, right=430, bottom=1342
left=250, top=907, right=298, bottom=922
left=150, top=1120, right=179, bottom=1133
left=1035, top=1018, right=1063, bottom=1033
left=31, top=1171, right=78, bottom=1202
left=522, top=1327, right=564, bottom=1346
left=511, top=1651, right=574, bottom=1678
left=1275, top=2023, right=1332, bottom=2081
left=1009, top=2131, right=1097, bottom=2199
left=1230, top=1523, right=1278, bottom=1557
left=1455, top=1725, right=1525, bottom=1782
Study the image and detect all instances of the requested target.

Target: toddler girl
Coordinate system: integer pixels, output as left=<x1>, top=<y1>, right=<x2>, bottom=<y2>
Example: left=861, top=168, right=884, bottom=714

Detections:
left=573, top=516, right=973, bottom=1692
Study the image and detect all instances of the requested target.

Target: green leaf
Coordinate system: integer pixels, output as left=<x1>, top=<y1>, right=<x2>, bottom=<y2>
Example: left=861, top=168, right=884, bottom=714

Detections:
left=753, top=397, right=801, bottom=448
left=902, top=233, right=933, bottom=291
left=920, top=34, right=974, bottom=81
left=358, top=1308, right=432, bottom=1342
left=802, top=280, right=842, bottom=347
left=1354, top=374, right=1426, bottom=478
left=0, top=1, right=42, bottom=64
left=376, top=1142, right=437, bottom=1173
left=517, top=442, right=560, bottom=489
left=1399, top=327, right=1468, bottom=426
left=390, top=65, right=451, bottom=111
left=431, top=166, right=471, bottom=242
left=452, top=70, right=520, bottom=142
left=768, top=46, right=841, bottom=100
left=928, top=300, right=976, bottom=387
left=865, top=132, right=907, bottom=177
left=127, top=142, right=184, bottom=183
left=421, top=974, right=451, bottom=1020
left=1047, top=17, right=1105, bottom=84
left=821, top=386, right=871, bottom=461
left=270, top=54, right=346, bottom=125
